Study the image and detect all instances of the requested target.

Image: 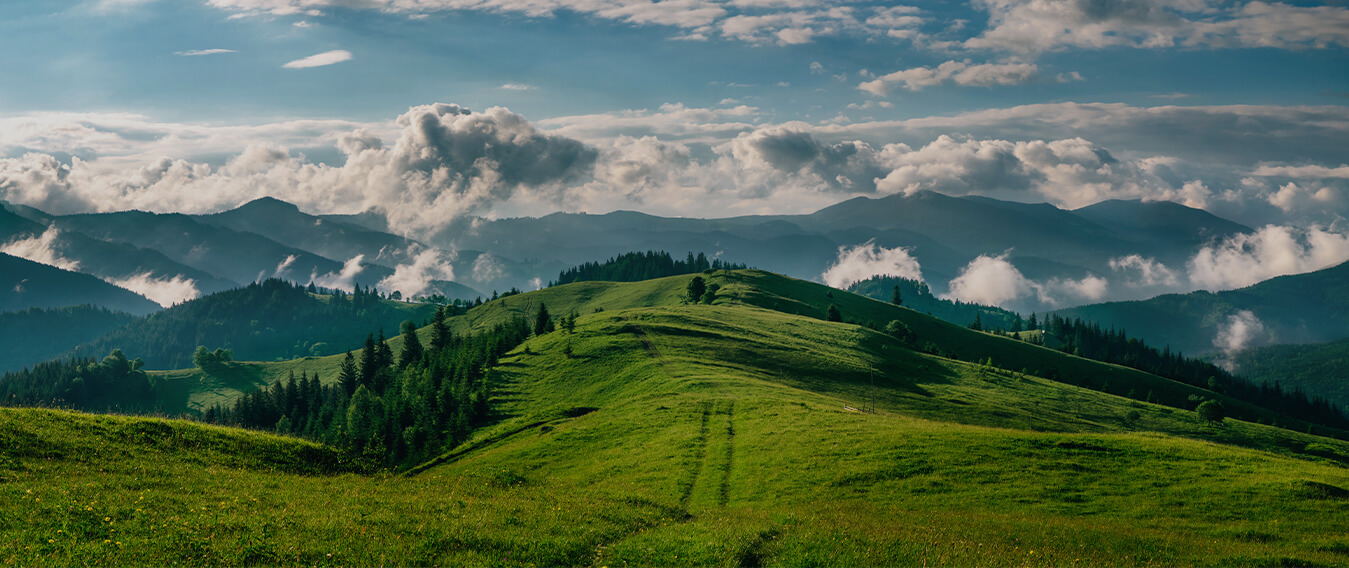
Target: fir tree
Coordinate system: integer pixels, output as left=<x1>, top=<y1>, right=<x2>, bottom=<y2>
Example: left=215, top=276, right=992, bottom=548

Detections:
left=398, top=321, right=423, bottom=369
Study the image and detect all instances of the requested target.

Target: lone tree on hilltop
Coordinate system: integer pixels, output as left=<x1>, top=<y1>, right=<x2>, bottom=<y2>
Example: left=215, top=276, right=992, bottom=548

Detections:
left=686, top=276, right=706, bottom=304
left=891, top=285, right=902, bottom=306
left=1197, top=400, right=1226, bottom=424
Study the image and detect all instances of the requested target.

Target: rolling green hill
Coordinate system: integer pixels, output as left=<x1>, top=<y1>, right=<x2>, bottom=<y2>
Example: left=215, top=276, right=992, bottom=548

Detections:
left=4, top=271, right=1349, bottom=565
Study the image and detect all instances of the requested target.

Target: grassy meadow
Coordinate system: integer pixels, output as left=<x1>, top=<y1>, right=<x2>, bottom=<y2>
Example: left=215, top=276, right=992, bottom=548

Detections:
left=11, top=270, right=1346, bottom=566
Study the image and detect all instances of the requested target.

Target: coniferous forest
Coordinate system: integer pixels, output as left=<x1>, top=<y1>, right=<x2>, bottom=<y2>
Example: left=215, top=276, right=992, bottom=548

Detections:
left=551, top=251, right=746, bottom=286
left=202, top=305, right=533, bottom=467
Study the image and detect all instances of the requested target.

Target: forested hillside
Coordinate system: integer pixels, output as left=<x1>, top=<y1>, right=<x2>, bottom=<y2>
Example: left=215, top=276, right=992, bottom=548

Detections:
left=64, top=280, right=439, bottom=369
left=0, top=306, right=140, bottom=373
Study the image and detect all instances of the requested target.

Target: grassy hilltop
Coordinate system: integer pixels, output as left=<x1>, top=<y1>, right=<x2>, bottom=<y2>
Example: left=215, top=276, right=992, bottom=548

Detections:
left=9, top=270, right=1348, bottom=565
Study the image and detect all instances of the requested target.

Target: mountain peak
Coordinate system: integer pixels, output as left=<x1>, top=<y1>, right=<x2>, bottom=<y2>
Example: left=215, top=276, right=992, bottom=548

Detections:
left=236, top=196, right=300, bottom=214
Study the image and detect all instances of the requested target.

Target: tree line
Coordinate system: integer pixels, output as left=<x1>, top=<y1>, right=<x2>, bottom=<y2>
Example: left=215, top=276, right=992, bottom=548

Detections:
left=1032, top=314, right=1346, bottom=429
left=202, top=305, right=534, bottom=468
left=552, top=251, right=746, bottom=286
left=0, top=349, right=158, bottom=413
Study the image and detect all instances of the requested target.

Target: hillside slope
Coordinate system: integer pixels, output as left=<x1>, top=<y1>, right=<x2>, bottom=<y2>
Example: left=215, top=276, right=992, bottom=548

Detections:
left=5, top=282, right=1349, bottom=565
left=1225, top=338, right=1349, bottom=409
left=0, top=253, right=160, bottom=315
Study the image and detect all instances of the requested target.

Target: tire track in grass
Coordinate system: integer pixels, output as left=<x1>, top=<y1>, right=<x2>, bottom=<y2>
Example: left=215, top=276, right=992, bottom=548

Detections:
left=719, top=401, right=735, bottom=507
left=680, top=402, right=713, bottom=509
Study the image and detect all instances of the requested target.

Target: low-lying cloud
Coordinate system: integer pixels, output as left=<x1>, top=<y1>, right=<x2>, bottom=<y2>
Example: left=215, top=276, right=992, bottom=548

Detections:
left=311, top=254, right=365, bottom=292
left=1, top=228, right=81, bottom=272
left=107, top=272, right=200, bottom=307
left=1188, top=225, right=1349, bottom=290
left=944, top=253, right=1107, bottom=309
left=1212, top=309, right=1266, bottom=369
left=377, top=247, right=456, bottom=298
left=820, top=240, right=923, bottom=289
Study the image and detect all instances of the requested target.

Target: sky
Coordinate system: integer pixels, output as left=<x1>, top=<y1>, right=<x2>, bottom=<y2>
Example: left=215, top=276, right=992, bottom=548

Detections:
left=0, top=0, right=1346, bottom=236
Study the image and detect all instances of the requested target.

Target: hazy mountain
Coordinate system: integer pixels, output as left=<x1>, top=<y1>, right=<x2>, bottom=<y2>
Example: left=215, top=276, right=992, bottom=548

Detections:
left=50, top=210, right=395, bottom=289
left=1, top=206, right=238, bottom=298
left=197, top=197, right=419, bottom=268
left=0, top=305, right=141, bottom=373
left=1054, top=260, right=1349, bottom=356
left=0, top=253, right=161, bottom=315
left=1073, top=199, right=1253, bottom=252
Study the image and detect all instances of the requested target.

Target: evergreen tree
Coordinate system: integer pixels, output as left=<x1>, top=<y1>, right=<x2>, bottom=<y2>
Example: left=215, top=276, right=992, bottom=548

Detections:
left=398, top=321, right=423, bottom=369
left=826, top=304, right=842, bottom=322
left=1027, top=312, right=1038, bottom=331
left=338, top=350, right=358, bottom=397
left=687, top=276, right=706, bottom=303
left=969, top=314, right=983, bottom=331
left=431, top=306, right=451, bottom=351
left=359, top=333, right=378, bottom=388
left=891, top=285, right=902, bottom=306
left=534, top=303, right=553, bottom=336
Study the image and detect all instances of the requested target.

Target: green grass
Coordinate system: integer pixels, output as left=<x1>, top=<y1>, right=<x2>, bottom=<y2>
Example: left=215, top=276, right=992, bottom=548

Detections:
left=11, top=272, right=1349, bottom=566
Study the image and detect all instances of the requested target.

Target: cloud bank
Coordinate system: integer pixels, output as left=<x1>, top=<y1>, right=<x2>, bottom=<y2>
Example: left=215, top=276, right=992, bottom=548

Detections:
left=821, top=240, right=923, bottom=289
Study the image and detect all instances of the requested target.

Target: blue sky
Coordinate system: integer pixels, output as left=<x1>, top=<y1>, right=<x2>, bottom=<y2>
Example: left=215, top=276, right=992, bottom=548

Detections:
left=0, top=0, right=1346, bottom=231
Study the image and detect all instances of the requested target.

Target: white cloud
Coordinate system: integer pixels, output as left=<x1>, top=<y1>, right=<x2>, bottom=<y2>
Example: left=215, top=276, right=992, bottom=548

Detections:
left=175, top=49, right=238, bottom=56
left=1187, top=225, right=1349, bottom=290
left=1109, top=255, right=1179, bottom=287
left=860, top=60, right=1043, bottom=96
left=1213, top=310, right=1265, bottom=367
left=471, top=253, right=505, bottom=285
left=944, top=253, right=1107, bottom=308
left=1252, top=164, right=1349, bottom=179
left=106, top=272, right=199, bottom=307
left=273, top=254, right=297, bottom=277
left=282, top=50, right=352, bottom=69
left=1, top=228, right=81, bottom=272
left=311, top=254, right=365, bottom=292
left=377, top=246, right=457, bottom=298
left=966, top=0, right=1349, bottom=55
left=500, top=83, right=537, bottom=91
left=820, top=240, right=923, bottom=289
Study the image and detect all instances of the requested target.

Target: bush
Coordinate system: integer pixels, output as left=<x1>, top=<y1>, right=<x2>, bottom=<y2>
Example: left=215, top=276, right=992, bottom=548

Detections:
left=1196, top=400, right=1225, bottom=424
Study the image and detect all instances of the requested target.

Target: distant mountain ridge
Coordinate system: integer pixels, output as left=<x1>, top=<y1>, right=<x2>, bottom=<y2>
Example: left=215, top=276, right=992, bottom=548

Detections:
left=1054, top=260, right=1349, bottom=356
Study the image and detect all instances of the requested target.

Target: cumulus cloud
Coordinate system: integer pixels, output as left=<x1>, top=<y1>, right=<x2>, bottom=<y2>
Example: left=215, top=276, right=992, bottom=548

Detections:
left=282, top=50, right=352, bottom=69
left=106, top=273, right=199, bottom=307
left=311, top=254, right=365, bottom=292
left=859, top=60, right=1043, bottom=95
left=945, top=254, right=1034, bottom=307
left=944, top=253, right=1107, bottom=308
left=820, top=240, right=923, bottom=289
left=377, top=247, right=457, bottom=298
left=1110, top=254, right=1179, bottom=287
left=1188, top=225, right=1349, bottom=290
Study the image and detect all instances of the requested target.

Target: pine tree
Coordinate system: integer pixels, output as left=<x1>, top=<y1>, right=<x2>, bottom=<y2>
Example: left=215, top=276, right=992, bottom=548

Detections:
left=359, top=333, right=378, bottom=388
left=969, top=313, right=983, bottom=331
left=534, top=303, right=553, bottom=336
left=339, top=351, right=358, bottom=397
left=398, top=320, right=424, bottom=369
left=891, top=285, right=902, bottom=306
left=376, top=329, right=394, bottom=369
left=826, top=304, right=842, bottom=322
left=431, top=306, right=451, bottom=351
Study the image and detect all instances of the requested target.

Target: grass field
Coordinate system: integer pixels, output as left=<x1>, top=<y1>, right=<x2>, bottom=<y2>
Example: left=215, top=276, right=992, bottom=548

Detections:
left=9, top=272, right=1349, bottom=565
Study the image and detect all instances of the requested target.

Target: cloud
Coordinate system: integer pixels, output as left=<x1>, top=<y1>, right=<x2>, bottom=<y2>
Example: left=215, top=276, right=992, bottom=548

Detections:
left=1187, top=225, right=1349, bottom=291
left=1, top=228, right=81, bottom=272
left=273, top=254, right=297, bottom=277
left=1252, top=164, right=1349, bottom=179
left=471, top=253, right=505, bottom=286
left=175, top=49, right=238, bottom=56
left=966, top=0, right=1349, bottom=55
left=1109, top=255, right=1179, bottom=287
left=820, top=240, right=923, bottom=289
left=859, top=60, right=1043, bottom=95
left=377, top=246, right=456, bottom=298
left=106, top=273, right=199, bottom=307
left=1213, top=310, right=1265, bottom=367
left=500, top=83, right=537, bottom=91
left=311, top=254, right=365, bottom=292
left=282, top=50, right=352, bottom=69
left=944, top=254, right=1033, bottom=307
left=944, top=253, right=1107, bottom=308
